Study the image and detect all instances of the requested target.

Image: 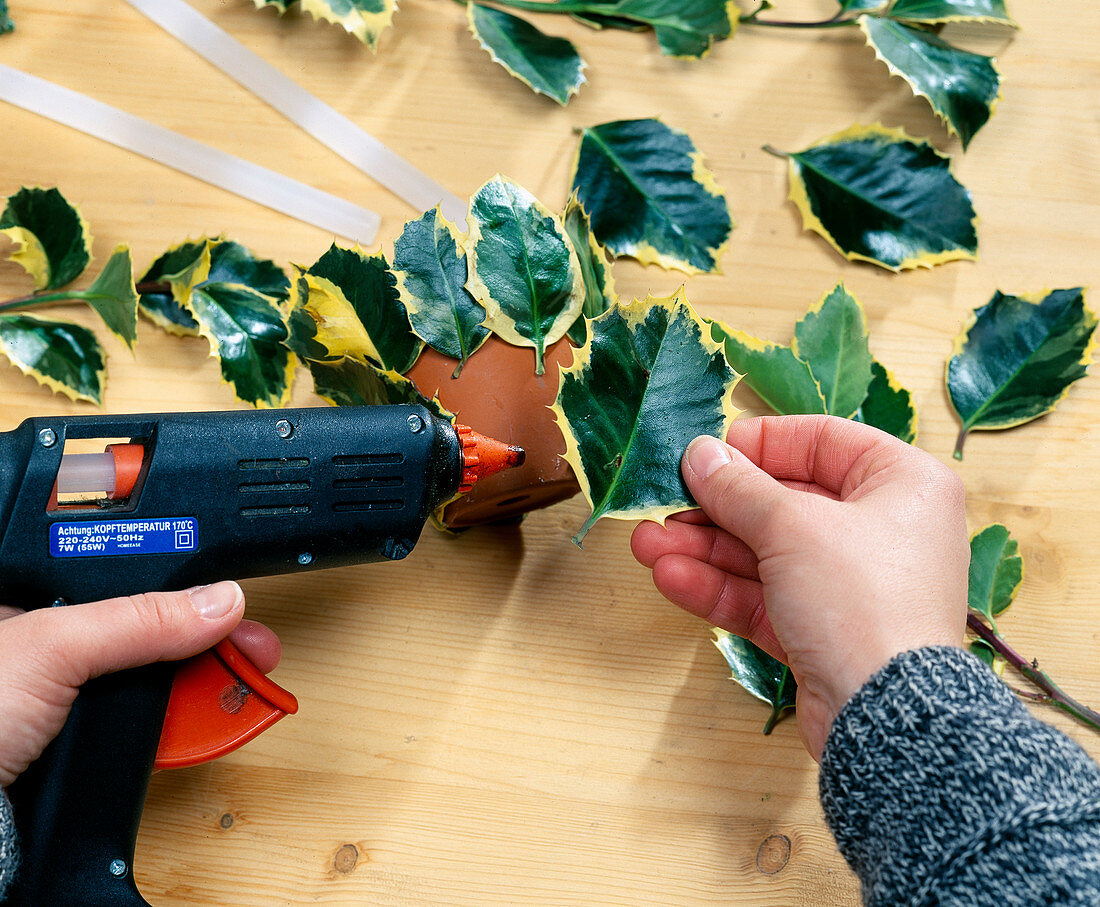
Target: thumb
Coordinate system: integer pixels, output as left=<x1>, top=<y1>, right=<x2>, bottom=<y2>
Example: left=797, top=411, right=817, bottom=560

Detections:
left=24, top=582, right=245, bottom=687
left=682, top=435, right=798, bottom=552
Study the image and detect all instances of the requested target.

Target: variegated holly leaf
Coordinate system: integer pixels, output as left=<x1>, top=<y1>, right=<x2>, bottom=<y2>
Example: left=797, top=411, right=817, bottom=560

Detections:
left=563, top=194, right=617, bottom=346
left=307, top=356, right=452, bottom=420
left=256, top=0, right=396, bottom=50
left=860, top=17, right=1002, bottom=149
left=0, top=313, right=106, bottom=404
left=1, top=186, right=92, bottom=291
left=138, top=239, right=206, bottom=336
left=0, top=1, right=13, bottom=34
left=837, top=0, right=887, bottom=11
left=712, top=629, right=797, bottom=734
left=81, top=245, right=139, bottom=351
left=968, top=523, right=1023, bottom=633
left=466, top=176, right=583, bottom=374
left=855, top=359, right=918, bottom=443
left=289, top=244, right=422, bottom=373
left=781, top=123, right=977, bottom=270
left=713, top=326, right=827, bottom=415
left=168, top=240, right=294, bottom=407
left=393, top=206, right=489, bottom=378
left=552, top=290, right=741, bottom=544
left=609, top=0, right=738, bottom=58
left=888, top=0, right=1016, bottom=25
left=948, top=288, right=1096, bottom=459
left=571, top=118, right=732, bottom=274
left=467, top=4, right=587, bottom=105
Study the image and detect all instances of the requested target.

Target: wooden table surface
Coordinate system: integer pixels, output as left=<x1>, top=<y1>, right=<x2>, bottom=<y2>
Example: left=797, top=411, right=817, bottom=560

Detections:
left=2, top=2, right=1098, bottom=903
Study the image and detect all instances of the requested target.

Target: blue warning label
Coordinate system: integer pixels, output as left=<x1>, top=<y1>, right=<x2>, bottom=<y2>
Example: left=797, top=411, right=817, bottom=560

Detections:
left=50, top=517, right=198, bottom=558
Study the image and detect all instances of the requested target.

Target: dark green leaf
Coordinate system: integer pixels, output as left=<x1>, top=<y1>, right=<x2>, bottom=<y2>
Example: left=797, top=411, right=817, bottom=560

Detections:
left=968, top=523, right=1023, bottom=632
left=855, top=359, right=918, bottom=443
left=563, top=195, right=618, bottom=346
left=552, top=290, right=741, bottom=543
left=467, top=176, right=583, bottom=374
left=307, top=356, right=452, bottom=420
left=860, top=16, right=1002, bottom=149
left=837, top=0, right=887, bottom=10
left=711, top=322, right=827, bottom=415
left=791, top=283, right=873, bottom=419
left=609, top=0, right=736, bottom=58
left=0, top=313, right=105, bottom=404
left=138, top=239, right=206, bottom=336
left=82, top=245, right=139, bottom=351
left=467, top=4, right=587, bottom=105
left=888, top=0, right=1016, bottom=25
left=303, top=243, right=422, bottom=373
left=0, top=0, right=13, bottom=34
left=712, top=630, right=797, bottom=734
left=392, top=207, right=489, bottom=377
left=784, top=123, right=977, bottom=270
left=970, top=639, right=998, bottom=668
left=571, top=118, right=732, bottom=274
left=0, top=186, right=92, bottom=290
left=948, top=288, right=1095, bottom=458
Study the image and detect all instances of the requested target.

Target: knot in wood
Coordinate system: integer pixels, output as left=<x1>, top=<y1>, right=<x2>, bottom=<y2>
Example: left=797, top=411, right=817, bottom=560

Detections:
left=755, top=834, right=791, bottom=875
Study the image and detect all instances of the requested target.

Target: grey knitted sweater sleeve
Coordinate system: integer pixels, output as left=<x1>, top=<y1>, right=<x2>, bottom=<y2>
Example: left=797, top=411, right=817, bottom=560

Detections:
left=820, top=646, right=1100, bottom=906
left=0, top=790, right=16, bottom=899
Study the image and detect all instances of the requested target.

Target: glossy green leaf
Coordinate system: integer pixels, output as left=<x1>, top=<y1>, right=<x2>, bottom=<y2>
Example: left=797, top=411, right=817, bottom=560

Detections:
left=571, top=118, right=732, bottom=274
left=466, top=176, right=583, bottom=374
left=552, top=290, right=741, bottom=543
left=82, top=245, right=139, bottom=351
left=712, top=629, right=797, bottom=734
left=711, top=324, right=827, bottom=415
left=888, top=0, right=1016, bottom=25
left=837, top=0, right=887, bottom=11
left=563, top=195, right=618, bottom=346
left=170, top=240, right=294, bottom=407
left=0, top=313, right=105, bottom=404
left=948, top=288, right=1096, bottom=458
left=1, top=187, right=92, bottom=291
left=256, top=0, right=396, bottom=50
left=292, top=244, right=422, bottom=373
left=393, top=207, right=489, bottom=377
left=0, top=1, right=13, bottom=34
left=307, top=356, right=452, bottom=420
left=968, top=523, right=1023, bottom=633
left=791, top=284, right=873, bottom=419
left=138, top=239, right=206, bottom=336
left=571, top=7, right=648, bottom=31
left=467, top=4, right=587, bottom=105
left=609, top=0, right=737, bottom=58
left=860, top=16, right=1002, bottom=149
left=855, top=359, right=918, bottom=443
left=784, top=123, right=977, bottom=271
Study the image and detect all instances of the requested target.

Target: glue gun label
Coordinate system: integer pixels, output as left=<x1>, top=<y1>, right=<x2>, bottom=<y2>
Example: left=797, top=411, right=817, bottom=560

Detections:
left=50, top=518, right=198, bottom=558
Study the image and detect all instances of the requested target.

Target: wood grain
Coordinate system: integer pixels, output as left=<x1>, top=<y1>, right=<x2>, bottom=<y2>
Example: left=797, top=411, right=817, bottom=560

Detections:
left=1, top=1, right=1097, bottom=903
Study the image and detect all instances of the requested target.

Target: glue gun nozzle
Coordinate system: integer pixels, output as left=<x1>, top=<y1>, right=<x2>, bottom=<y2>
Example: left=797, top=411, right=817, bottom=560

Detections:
left=456, top=425, right=526, bottom=493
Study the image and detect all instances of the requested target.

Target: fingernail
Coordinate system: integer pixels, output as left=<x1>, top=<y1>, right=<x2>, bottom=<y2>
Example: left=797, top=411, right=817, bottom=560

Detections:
left=189, top=581, right=243, bottom=620
left=685, top=436, right=733, bottom=480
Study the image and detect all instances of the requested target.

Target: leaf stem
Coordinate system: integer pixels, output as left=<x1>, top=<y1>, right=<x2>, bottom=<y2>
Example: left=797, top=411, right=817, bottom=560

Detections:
left=762, top=144, right=790, bottom=159
left=953, top=429, right=968, bottom=460
left=967, top=612, right=1100, bottom=732
left=739, top=10, right=858, bottom=28
left=135, top=280, right=170, bottom=296
left=0, top=291, right=90, bottom=314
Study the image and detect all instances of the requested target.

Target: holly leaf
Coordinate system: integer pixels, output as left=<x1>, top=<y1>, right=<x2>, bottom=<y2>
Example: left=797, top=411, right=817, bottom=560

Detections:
left=781, top=123, right=977, bottom=271
left=466, top=176, right=584, bottom=375
left=552, top=290, right=741, bottom=544
left=608, top=0, right=738, bottom=58
left=790, top=284, right=873, bottom=419
left=467, top=4, right=587, bottom=105
left=257, top=0, right=396, bottom=50
left=1, top=186, right=92, bottom=291
left=712, top=325, right=827, bottom=415
left=888, top=0, right=1017, bottom=26
left=571, top=118, right=732, bottom=274
left=0, top=313, right=106, bottom=404
left=82, top=245, right=139, bottom=351
left=307, top=356, right=452, bottom=420
left=393, top=206, right=489, bottom=378
left=0, top=0, right=13, bottom=34
left=138, top=239, right=206, bottom=337
left=855, top=359, right=918, bottom=443
left=712, top=630, right=797, bottom=734
left=860, top=16, right=1002, bottom=150
left=837, top=0, right=887, bottom=10
left=290, top=244, right=422, bottom=373
left=948, top=288, right=1096, bottom=459
left=968, top=523, right=1023, bottom=633
left=169, top=240, right=294, bottom=407
left=563, top=194, right=618, bottom=346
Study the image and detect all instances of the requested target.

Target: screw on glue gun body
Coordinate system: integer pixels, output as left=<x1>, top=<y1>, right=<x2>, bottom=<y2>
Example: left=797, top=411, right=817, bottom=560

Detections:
left=0, top=404, right=522, bottom=907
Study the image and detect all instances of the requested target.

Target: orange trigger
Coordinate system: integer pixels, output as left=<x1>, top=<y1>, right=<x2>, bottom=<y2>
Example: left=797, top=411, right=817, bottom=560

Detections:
left=154, top=639, right=298, bottom=771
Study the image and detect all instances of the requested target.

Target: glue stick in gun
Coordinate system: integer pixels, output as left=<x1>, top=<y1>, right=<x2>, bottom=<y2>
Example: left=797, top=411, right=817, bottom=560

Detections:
left=0, top=404, right=523, bottom=907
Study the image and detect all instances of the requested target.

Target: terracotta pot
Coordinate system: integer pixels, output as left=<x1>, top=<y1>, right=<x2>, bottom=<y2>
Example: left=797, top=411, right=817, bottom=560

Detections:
left=406, top=336, right=581, bottom=528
